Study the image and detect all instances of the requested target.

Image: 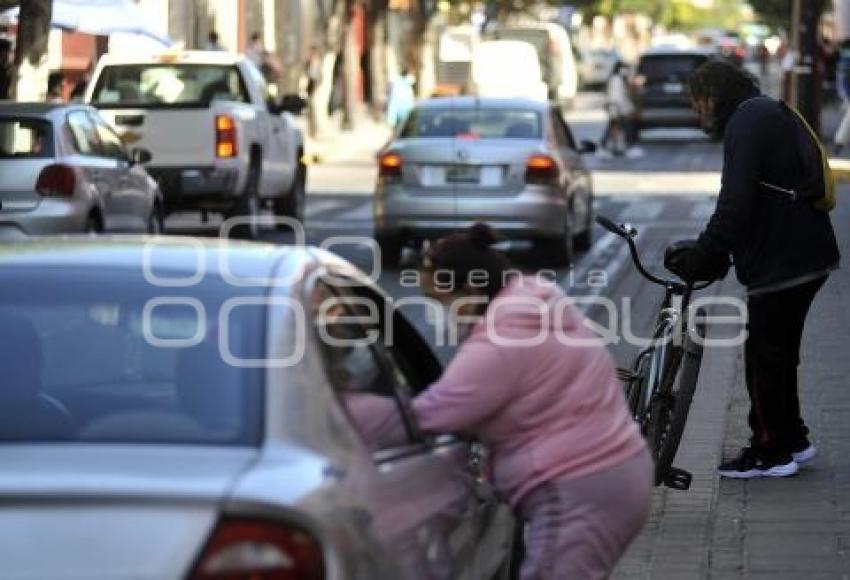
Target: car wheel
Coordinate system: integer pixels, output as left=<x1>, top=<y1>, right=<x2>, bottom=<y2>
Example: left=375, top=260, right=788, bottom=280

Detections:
left=377, top=234, right=402, bottom=269
left=573, top=198, right=593, bottom=253
left=228, top=165, right=262, bottom=240
left=85, top=214, right=102, bottom=235
left=274, top=160, right=306, bottom=229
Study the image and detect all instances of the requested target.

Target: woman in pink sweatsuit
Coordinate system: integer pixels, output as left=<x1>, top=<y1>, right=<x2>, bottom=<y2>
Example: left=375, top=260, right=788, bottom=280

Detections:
left=354, top=224, right=652, bottom=579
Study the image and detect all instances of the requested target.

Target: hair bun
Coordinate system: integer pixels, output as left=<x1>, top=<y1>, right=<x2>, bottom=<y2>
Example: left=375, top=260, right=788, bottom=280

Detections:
left=468, top=222, right=498, bottom=250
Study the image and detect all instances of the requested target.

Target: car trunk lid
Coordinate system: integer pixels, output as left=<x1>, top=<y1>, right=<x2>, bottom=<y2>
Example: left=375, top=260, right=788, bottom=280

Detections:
left=0, top=445, right=257, bottom=580
left=0, top=159, right=51, bottom=213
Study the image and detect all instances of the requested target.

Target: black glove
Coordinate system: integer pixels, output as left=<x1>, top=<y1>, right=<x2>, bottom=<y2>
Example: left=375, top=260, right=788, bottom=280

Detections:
left=664, top=240, right=730, bottom=283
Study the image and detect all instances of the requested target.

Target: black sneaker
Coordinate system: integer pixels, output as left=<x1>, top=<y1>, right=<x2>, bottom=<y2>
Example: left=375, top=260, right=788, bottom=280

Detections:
left=718, top=447, right=799, bottom=479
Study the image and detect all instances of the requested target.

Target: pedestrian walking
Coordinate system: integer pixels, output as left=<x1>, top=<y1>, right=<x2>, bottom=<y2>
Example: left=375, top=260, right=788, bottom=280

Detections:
left=386, top=68, right=415, bottom=128
left=600, top=61, right=642, bottom=158
left=303, top=46, right=323, bottom=137
left=348, top=223, right=653, bottom=580
left=245, top=32, right=264, bottom=69
left=667, top=59, right=840, bottom=479
left=832, top=40, right=850, bottom=152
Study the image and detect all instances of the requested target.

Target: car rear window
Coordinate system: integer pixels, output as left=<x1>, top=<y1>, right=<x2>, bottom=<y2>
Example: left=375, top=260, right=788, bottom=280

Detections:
left=0, top=267, right=265, bottom=446
left=0, top=118, right=53, bottom=159
left=91, top=64, right=249, bottom=108
left=638, top=55, right=708, bottom=80
left=400, top=108, right=542, bottom=139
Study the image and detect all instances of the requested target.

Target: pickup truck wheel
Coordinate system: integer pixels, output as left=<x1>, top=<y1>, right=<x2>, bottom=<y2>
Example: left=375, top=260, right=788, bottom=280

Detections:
left=229, top=166, right=262, bottom=240
left=274, top=161, right=306, bottom=229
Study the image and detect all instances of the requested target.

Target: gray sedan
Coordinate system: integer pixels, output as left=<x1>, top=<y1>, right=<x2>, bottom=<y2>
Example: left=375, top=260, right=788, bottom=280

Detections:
left=0, top=103, right=162, bottom=238
left=374, top=97, right=595, bottom=266
left=0, top=238, right=515, bottom=580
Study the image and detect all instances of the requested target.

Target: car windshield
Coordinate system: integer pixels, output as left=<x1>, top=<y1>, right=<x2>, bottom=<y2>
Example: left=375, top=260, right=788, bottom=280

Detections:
left=0, top=266, right=265, bottom=446
left=638, top=55, right=707, bottom=80
left=91, top=64, right=249, bottom=108
left=400, top=107, right=542, bottom=139
left=0, top=118, right=52, bottom=159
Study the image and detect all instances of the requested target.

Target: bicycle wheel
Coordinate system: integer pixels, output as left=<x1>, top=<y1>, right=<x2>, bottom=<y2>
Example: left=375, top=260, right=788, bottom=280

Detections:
left=643, top=322, right=680, bottom=482
left=650, top=308, right=707, bottom=486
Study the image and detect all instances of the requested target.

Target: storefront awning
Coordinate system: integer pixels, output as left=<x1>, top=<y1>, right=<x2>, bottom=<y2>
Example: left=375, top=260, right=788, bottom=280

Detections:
left=2, top=0, right=172, bottom=46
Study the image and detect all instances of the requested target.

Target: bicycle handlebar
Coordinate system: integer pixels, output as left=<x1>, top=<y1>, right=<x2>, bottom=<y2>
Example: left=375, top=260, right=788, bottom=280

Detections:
left=595, top=215, right=712, bottom=291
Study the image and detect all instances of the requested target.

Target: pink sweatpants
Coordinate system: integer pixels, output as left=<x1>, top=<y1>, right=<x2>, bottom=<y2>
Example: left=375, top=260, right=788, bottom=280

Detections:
left=517, top=449, right=653, bottom=580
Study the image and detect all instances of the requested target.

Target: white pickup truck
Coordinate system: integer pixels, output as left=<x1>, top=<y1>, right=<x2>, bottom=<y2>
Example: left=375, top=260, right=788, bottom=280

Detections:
left=86, top=50, right=306, bottom=238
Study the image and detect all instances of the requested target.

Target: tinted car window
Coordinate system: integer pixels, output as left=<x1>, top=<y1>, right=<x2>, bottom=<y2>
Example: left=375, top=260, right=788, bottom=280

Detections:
left=401, top=108, right=542, bottom=139
left=0, top=118, right=52, bottom=158
left=0, top=267, right=265, bottom=446
left=638, top=55, right=708, bottom=80
left=91, top=64, right=249, bottom=108
left=67, top=111, right=100, bottom=156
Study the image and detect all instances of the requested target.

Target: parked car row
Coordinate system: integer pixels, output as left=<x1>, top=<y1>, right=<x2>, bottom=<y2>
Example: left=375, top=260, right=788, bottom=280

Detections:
left=1, top=49, right=307, bottom=240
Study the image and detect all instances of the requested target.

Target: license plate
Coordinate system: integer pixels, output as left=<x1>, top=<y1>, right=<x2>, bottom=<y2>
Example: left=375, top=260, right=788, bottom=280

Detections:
left=663, top=82, right=683, bottom=94
left=446, top=165, right=480, bottom=184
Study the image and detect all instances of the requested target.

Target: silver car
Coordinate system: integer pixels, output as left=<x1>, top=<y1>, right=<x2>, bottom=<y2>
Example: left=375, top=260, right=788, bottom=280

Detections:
left=0, top=237, right=515, bottom=580
left=374, top=97, right=595, bottom=266
left=0, top=103, right=162, bottom=238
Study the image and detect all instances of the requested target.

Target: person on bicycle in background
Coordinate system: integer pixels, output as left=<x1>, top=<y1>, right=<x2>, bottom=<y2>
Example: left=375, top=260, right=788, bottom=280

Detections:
left=349, top=223, right=651, bottom=580
left=667, top=59, right=840, bottom=479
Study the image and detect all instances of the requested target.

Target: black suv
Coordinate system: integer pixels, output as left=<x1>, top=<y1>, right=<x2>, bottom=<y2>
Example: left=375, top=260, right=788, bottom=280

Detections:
left=633, top=48, right=712, bottom=133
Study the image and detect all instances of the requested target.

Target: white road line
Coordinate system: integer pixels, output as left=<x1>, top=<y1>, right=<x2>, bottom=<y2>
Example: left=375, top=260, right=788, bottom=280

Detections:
left=305, top=200, right=345, bottom=218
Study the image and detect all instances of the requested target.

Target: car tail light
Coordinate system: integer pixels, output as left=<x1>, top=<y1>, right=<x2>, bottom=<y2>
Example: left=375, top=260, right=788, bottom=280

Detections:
left=35, top=164, right=76, bottom=198
left=189, top=519, right=324, bottom=580
left=378, top=152, right=403, bottom=181
left=525, top=154, right=559, bottom=185
left=215, top=115, right=238, bottom=158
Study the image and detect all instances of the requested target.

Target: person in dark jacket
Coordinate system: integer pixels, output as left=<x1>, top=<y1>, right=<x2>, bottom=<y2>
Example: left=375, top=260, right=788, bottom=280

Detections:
left=671, top=59, right=840, bottom=479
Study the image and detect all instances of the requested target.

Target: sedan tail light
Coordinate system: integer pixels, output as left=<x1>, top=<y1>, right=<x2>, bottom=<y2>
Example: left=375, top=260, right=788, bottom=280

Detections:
left=525, top=154, right=559, bottom=185
left=215, top=115, right=238, bottom=158
left=378, top=152, right=403, bottom=182
left=189, top=519, right=324, bottom=580
left=35, top=164, right=76, bottom=198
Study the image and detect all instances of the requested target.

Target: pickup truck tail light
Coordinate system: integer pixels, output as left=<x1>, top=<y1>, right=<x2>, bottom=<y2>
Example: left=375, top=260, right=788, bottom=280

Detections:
left=188, top=518, right=324, bottom=580
left=378, top=152, right=403, bottom=182
left=525, top=154, right=559, bottom=186
left=215, top=115, right=238, bottom=158
left=35, top=164, right=76, bottom=198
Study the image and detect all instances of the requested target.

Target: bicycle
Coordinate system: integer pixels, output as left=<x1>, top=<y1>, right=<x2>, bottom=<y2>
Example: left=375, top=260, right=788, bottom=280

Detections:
left=596, top=215, right=714, bottom=491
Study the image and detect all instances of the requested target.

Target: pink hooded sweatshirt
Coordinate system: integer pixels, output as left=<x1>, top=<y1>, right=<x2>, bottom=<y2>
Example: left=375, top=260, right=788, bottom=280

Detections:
left=412, top=276, right=646, bottom=507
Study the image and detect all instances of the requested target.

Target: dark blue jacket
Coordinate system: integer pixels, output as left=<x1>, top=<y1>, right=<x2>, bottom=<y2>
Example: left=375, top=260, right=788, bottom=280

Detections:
left=697, top=95, right=840, bottom=290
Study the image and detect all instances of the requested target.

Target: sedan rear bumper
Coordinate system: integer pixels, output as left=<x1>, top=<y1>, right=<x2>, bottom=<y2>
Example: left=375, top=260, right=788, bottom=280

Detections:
left=0, top=199, right=89, bottom=237
left=374, top=185, right=568, bottom=241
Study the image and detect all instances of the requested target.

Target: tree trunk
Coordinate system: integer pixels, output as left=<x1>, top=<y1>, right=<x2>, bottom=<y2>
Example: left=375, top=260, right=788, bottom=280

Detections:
left=11, top=0, right=52, bottom=101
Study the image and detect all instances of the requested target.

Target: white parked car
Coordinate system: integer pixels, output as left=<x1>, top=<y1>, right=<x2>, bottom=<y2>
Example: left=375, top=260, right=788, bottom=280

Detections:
left=86, top=50, right=306, bottom=238
left=0, top=238, right=517, bottom=580
left=0, top=102, right=162, bottom=238
left=471, top=40, right=548, bottom=102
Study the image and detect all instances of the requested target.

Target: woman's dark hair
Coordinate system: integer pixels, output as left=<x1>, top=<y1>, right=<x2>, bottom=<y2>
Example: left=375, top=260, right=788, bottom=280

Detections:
left=421, top=222, right=513, bottom=300
left=688, top=58, right=760, bottom=111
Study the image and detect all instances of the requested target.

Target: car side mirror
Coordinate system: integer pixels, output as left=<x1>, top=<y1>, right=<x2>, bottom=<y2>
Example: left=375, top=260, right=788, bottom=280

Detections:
left=578, top=140, right=597, bottom=155
left=279, top=94, right=308, bottom=115
left=131, top=147, right=153, bottom=165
